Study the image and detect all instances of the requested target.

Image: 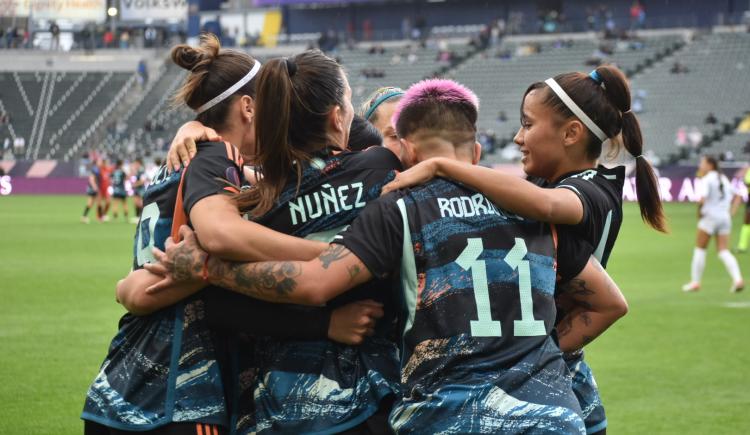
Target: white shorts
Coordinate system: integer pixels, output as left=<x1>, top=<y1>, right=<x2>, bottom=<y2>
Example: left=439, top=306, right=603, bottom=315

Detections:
left=698, top=215, right=731, bottom=236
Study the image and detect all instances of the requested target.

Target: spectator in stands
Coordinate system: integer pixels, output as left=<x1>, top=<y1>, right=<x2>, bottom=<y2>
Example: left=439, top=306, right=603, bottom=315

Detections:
left=120, top=30, right=130, bottom=49
left=675, top=126, right=688, bottom=148
left=630, top=1, right=646, bottom=30
left=0, top=28, right=4, bottom=48
left=137, top=59, right=149, bottom=87
left=744, top=140, right=750, bottom=154
left=705, top=112, right=718, bottom=124
left=49, top=21, right=60, bottom=51
left=103, top=30, right=114, bottom=48
left=497, top=110, right=507, bottom=122
left=688, top=126, right=703, bottom=149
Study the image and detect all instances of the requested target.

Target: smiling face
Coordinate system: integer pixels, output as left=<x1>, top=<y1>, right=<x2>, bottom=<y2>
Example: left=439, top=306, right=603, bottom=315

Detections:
left=514, top=89, right=568, bottom=180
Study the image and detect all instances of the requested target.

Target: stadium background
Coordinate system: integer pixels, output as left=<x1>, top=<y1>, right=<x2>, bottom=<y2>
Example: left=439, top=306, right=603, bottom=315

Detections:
left=1, top=0, right=749, bottom=433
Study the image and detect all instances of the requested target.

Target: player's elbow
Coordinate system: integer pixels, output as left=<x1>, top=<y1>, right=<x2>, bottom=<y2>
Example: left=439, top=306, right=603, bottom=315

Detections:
left=116, top=279, right=154, bottom=316
left=298, top=275, right=336, bottom=307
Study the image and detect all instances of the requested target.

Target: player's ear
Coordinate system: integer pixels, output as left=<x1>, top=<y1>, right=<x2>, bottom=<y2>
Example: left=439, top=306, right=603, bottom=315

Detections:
left=472, top=141, right=482, bottom=165
left=240, top=95, right=255, bottom=123
left=563, top=119, right=585, bottom=148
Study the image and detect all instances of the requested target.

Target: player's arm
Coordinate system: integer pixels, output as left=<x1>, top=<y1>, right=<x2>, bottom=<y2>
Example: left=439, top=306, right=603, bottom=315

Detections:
left=149, top=237, right=373, bottom=306
left=381, top=157, right=583, bottom=224
left=189, top=193, right=326, bottom=262
left=555, top=256, right=628, bottom=353
left=88, top=173, right=98, bottom=191
left=116, top=268, right=203, bottom=316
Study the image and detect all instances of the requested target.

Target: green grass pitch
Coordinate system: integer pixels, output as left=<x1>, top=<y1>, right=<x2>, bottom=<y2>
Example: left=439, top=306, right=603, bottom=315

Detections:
left=1, top=195, right=749, bottom=434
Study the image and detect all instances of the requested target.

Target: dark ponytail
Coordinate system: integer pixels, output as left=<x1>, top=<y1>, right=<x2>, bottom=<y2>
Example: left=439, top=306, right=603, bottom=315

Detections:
left=234, top=50, right=346, bottom=217
left=596, top=65, right=667, bottom=233
left=704, top=155, right=725, bottom=199
left=528, top=64, right=667, bottom=233
left=171, top=33, right=258, bottom=131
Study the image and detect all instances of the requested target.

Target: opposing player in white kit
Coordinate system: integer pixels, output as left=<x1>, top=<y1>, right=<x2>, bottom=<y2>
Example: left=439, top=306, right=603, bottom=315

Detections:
left=683, top=155, right=745, bottom=293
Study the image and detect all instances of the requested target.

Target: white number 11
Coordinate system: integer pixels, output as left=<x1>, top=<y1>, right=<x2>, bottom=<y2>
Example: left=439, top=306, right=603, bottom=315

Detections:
left=456, top=237, right=546, bottom=337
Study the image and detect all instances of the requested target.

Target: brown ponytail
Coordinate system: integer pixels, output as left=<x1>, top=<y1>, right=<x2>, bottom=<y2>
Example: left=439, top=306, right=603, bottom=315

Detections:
left=527, top=64, right=667, bottom=233
left=596, top=66, right=667, bottom=232
left=171, top=33, right=258, bottom=131
left=235, top=50, right=346, bottom=217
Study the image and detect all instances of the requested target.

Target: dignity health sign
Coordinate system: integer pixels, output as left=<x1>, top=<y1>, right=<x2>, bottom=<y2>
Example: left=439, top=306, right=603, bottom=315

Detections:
left=0, top=0, right=106, bottom=21
left=120, top=0, right=187, bottom=21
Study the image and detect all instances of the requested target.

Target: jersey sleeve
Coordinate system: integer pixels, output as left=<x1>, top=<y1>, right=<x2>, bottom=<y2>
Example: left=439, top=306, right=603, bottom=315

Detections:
left=556, top=177, right=611, bottom=242
left=202, top=288, right=331, bottom=340
left=332, top=192, right=404, bottom=279
left=182, top=143, right=243, bottom=215
left=555, top=232, right=595, bottom=283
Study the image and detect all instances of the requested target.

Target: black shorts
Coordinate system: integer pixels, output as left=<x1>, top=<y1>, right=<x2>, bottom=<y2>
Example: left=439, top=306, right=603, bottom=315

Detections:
left=84, top=420, right=225, bottom=435
left=113, top=193, right=127, bottom=200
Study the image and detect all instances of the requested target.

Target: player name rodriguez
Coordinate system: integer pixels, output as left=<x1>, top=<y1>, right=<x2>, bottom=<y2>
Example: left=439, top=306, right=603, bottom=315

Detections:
left=437, top=193, right=523, bottom=220
left=289, top=182, right=367, bottom=224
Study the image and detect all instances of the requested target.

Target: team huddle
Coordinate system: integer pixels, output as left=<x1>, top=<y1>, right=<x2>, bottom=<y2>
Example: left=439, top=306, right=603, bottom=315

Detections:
left=82, top=34, right=670, bottom=434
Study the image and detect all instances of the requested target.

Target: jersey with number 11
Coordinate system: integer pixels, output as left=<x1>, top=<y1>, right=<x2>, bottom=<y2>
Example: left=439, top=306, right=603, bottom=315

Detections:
left=336, top=178, right=586, bottom=434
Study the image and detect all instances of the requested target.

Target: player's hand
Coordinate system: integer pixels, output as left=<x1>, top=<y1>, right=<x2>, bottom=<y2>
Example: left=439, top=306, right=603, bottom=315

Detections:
left=380, top=158, right=439, bottom=196
left=167, top=121, right=221, bottom=172
left=144, top=226, right=207, bottom=293
left=328, top=299, right=384, bottom=345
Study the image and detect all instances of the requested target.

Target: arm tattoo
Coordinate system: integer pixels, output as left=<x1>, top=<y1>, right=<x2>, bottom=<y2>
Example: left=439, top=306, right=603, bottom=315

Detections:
left=347, top=264, right=362, bottom=283
left=319, top=245, right=351, bottom=269
left=209, top=258, right=302, bottom=302
left=557, top=279, right=594, bottom=310
left=171, top=247, right=204, bottom=282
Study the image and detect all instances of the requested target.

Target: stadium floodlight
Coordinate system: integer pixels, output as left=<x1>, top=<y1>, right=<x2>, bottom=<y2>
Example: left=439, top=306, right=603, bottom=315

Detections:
left=107, top=7, right=118, bottom=17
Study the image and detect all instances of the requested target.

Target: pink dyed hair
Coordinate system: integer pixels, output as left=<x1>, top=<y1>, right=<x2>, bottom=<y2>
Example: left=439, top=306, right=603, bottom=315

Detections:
left=391, top=78, right=480, bottom=130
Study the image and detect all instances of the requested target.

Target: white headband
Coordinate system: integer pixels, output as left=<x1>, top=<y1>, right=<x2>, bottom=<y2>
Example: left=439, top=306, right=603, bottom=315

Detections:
left=544, top=78, right=607, bottom=142
left=195, top=60, right=262, bottom=115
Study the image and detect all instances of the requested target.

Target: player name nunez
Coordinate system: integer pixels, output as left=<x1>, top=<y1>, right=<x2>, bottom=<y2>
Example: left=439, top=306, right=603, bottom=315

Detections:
left=289, top=182, right=367, bottom=224
left=437, top=193, right=523, bottom=220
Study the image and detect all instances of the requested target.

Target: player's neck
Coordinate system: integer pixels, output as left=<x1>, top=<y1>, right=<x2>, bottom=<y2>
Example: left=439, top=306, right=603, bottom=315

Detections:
left=416, top=148, right=474, bottom=165
left=216, top=128, right=244, bottom=151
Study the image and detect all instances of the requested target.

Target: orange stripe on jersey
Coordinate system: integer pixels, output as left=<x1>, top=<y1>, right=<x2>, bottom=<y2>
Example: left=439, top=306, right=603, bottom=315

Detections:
left=224, top=186, right=240, bottom=194
left=171, top=166, right=190, bottom=242
left=196, top=423, right=204, bottom=435
left=224, top=142, right=234, bottom=165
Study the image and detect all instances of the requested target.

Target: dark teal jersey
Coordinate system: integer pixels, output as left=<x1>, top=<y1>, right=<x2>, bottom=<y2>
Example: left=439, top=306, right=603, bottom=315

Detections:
left=335, top=178, right=586, bottom=434
left=234, top=146, right=402, bottom=434
left=82, top=142, right=246, bottom=431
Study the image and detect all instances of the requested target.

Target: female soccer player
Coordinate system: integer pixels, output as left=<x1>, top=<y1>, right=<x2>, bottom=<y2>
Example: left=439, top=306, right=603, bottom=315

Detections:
left=146, top=78, right=628, bottom=434
left=119, top=50, right=404, bottom=434
left=130, top=158, right=147, bottom=220
left=683, top=155, right=744, bottom=292
left=81, top=160, right=100, bottom=223
left=359, top=86, right=404, bottom=155
left=381, top=65, right=662, bottom=435
left=110, top=159, right=129, bottom=222
left=83, top=36, right=379, bottom=435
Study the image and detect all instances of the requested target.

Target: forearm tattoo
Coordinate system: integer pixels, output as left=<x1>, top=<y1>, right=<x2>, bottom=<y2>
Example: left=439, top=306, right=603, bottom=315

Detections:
left=208, top=258, right=302, bottom=302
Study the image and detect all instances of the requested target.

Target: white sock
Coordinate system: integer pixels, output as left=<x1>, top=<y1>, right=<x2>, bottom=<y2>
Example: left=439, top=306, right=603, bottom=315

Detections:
left=718, top=250, right=743, bottom=283
left=691, top=247, right=706, bottom=284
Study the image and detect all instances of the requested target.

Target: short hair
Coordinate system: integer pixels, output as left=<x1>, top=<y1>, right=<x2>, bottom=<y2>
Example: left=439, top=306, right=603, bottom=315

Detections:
left=392, top=79, right=479, bottom=146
